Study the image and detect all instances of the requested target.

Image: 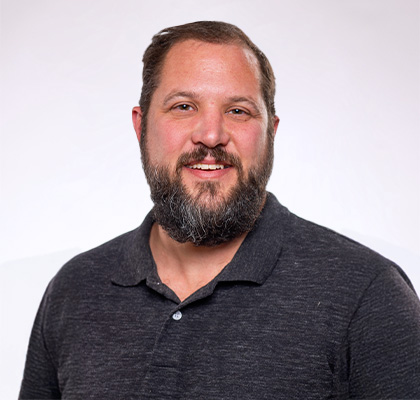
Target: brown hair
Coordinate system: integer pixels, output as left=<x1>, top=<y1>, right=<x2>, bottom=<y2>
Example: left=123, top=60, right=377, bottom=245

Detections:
left=139, top=21, right=276, bottom=139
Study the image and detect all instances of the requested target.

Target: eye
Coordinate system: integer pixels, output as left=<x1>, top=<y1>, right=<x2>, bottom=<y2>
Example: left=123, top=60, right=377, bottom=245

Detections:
left=227, top=107, right=251, bottom=120
left=172, top=103, right=195, bottom=112
left=169, top=103, right=196, bottom=118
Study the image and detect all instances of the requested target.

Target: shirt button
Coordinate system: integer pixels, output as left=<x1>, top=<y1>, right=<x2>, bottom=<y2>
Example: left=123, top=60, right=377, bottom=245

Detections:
left=172, top=311, right=182, bottom=320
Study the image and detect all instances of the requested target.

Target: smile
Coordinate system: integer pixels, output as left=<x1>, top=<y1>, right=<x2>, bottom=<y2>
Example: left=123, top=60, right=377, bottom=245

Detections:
left=186, top=163, right=229, bottom=170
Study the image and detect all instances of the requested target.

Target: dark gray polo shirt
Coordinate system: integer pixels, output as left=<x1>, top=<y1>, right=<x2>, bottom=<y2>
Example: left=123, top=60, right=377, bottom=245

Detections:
left=19, top=194, right=420, bottom=399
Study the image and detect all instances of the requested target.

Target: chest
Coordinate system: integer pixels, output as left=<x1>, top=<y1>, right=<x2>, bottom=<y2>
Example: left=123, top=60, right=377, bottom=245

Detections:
left=50, top=284, right=348, bottom=399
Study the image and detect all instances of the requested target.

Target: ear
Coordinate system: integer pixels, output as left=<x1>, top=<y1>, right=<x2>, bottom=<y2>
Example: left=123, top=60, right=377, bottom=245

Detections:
left=272, top=116, right=280, bottom=138
left=132, top=106, right=143, bottom=143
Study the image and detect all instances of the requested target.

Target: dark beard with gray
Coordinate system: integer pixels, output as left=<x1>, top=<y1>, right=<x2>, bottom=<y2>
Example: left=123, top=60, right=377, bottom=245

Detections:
left=143, top=144, right=273, bottom=247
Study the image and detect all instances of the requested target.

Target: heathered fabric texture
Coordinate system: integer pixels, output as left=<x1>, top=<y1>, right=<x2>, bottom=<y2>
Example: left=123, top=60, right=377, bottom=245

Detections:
left=19, top=194, right=420, bottom=399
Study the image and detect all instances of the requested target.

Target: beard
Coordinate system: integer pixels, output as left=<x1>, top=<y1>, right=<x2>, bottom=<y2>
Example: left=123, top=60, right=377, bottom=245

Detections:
left=141, top=138, right=274, bottom=247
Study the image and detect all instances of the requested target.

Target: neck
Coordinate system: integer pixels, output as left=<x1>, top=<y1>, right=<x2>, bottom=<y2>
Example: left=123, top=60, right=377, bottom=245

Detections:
left=149, top=223, right=247, bottom=302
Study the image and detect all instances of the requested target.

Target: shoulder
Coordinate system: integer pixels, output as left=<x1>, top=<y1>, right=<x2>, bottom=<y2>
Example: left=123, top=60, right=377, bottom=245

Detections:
left=289, top=211, right=406, bottom=283
left=45, top=227, right=141, bottom=303
left=262, top=194, right=417, bottom=307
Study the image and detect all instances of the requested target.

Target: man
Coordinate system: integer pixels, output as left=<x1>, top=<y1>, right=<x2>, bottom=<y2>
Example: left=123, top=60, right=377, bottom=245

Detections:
left=20, top=21, right=420, bottom=399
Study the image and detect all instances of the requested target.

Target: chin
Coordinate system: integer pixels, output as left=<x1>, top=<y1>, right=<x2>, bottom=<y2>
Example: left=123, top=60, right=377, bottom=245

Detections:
left=189, top=181, right=232, bottom=205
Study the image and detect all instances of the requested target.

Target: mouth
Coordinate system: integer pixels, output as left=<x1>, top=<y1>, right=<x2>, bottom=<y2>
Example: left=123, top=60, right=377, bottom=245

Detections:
left=177, top=145, right=238, bottom=174
left=186, top=163, right=231, bottom=171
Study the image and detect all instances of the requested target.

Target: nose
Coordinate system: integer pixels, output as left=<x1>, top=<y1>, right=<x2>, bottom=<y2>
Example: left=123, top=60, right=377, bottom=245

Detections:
left=191, top=108, right=230, bottom=148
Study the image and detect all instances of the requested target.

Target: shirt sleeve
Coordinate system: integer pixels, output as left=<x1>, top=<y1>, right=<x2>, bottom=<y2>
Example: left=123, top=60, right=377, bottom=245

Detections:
left=348, top=264, right=420, bottom=399
left=19, top=283, right=61, bottom=399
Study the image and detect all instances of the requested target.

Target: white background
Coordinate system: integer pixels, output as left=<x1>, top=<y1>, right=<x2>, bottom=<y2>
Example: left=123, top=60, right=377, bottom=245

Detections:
left=1, top=0, right=419, bottom=397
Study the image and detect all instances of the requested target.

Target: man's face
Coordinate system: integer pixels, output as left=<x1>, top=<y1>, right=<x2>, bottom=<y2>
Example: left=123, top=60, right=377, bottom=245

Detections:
left=133, top=39, right=279, bottom=245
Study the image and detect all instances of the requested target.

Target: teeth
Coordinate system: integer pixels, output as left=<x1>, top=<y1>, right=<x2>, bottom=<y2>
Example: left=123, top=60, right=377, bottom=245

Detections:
left=188, top=163, right=226, bottom=170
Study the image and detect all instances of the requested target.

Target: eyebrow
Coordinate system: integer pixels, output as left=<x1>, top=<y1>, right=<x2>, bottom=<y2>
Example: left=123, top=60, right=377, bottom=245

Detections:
left=163, top=91, right=201, bottom=107
left=228, top=96, right=262, bottom=113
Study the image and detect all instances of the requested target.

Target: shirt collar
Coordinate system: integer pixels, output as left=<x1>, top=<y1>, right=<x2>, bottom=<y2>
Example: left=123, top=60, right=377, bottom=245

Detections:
left=111, top=192, right=287, bottom=287
left=214, top=192, right=285, bottom=284
left=110, top=212, right=155, bottom=286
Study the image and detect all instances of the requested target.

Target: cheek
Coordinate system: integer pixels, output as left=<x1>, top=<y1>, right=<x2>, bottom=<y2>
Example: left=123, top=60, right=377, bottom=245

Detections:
left=230, top=125, right=268, bottom=165
left=147, top=119, right=191, bottom=162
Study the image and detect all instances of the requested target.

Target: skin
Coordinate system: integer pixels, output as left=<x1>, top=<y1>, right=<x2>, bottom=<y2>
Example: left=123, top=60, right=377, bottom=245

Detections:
left=132, top=40, right=279, bottom=301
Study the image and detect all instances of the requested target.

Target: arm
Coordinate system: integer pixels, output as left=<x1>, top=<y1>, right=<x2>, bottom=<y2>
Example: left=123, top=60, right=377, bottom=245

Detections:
left=19, top=284, right=61, bottom=399
left=348, top=265, right=420, bottom=399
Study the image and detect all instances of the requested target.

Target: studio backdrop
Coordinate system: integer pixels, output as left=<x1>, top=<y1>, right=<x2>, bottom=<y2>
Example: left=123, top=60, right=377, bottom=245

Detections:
left=1, top=1, right=419, bottom=398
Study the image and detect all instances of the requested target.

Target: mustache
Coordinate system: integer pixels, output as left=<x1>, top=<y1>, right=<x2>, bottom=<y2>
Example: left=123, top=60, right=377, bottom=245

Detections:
left=176, top=145, right=242, bottom=172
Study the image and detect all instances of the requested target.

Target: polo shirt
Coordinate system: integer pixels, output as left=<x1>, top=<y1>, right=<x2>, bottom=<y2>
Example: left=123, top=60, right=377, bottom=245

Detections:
left=19, top=193, right=420, bottom=399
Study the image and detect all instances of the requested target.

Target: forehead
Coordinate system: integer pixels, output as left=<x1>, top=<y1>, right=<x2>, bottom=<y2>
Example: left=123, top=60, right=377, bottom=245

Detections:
left=156, top=39, right=262, bottom=95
